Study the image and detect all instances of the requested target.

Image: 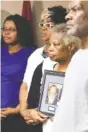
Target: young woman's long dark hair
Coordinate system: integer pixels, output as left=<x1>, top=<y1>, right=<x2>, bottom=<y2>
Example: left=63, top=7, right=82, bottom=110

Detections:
left=2, top=14, right=36, bottom=48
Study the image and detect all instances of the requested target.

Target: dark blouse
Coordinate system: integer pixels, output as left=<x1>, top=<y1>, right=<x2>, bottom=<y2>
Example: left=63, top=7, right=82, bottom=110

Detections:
left=27, top=62, right=43, bottom=132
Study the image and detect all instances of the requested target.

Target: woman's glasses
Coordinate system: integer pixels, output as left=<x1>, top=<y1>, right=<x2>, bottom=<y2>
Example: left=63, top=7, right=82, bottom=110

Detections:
left=1, top=28, right=17, bottom=33
left=39, top=22, right=54, bottom=29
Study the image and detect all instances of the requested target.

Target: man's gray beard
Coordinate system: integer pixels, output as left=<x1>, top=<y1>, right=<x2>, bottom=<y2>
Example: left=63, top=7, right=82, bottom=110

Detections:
left=75, top=30, right=88, bottom=38
left=67, top=29, right=79, bottom=37
left=67, top=28, right=88, bottom=38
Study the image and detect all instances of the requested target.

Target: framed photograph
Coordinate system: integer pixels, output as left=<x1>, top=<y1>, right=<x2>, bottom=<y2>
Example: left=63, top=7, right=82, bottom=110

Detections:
left=38, top=70, right=65, bottom=117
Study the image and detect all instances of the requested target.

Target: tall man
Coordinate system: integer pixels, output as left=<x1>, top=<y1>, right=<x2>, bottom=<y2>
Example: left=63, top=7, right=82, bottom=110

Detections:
left=51, top=0, right=88, bottom=132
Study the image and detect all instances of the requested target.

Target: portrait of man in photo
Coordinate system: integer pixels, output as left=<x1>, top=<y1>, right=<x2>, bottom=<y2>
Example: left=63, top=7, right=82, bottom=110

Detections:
left=45, top=83, right=63, bottom=106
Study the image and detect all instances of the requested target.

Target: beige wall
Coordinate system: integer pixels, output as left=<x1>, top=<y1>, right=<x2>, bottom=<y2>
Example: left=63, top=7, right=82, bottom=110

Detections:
left=1, top=1, right=69, bottom=47
left=43, top=1, right=69, bottom=9
left=1, top=1, right=23, bottom=15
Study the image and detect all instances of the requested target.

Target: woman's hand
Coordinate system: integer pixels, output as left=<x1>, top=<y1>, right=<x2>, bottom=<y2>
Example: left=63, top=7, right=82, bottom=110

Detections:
left=21, top=108, right=48, bottom=124
left=0, top=109, right=6, bottom=118
left=0, top=105, right=20, bottom=117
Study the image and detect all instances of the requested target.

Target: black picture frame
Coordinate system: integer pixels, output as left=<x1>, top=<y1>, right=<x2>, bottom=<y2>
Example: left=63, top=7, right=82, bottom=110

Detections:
left=38, top=70, right=65, bottom=117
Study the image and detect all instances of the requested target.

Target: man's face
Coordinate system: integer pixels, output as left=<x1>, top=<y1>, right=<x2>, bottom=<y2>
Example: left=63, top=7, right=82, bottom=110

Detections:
left=65, top=0, right=88, bottom=37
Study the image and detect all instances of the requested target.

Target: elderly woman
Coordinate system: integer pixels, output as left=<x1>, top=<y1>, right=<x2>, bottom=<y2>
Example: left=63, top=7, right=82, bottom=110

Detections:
left=19, top=23, right=81, bottom=132
left=42, top=25, right=81, bottom=132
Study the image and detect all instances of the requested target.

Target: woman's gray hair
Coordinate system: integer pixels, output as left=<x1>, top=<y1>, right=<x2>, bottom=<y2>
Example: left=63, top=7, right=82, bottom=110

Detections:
left=51, top=24, right=81, bottom=50
left=51, top=23, right=67, bottom=33
left=63, top=35, right=81, bottom=49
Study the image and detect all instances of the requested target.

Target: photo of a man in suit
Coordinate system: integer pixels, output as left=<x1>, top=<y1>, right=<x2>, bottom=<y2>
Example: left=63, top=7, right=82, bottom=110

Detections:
left=46, top=83, right=62, bottom=105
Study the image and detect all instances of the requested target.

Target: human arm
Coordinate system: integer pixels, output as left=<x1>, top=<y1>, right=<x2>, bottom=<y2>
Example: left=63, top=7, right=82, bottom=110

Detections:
left=19, top=47, right=48, bottom=124
left=19, top=54, right=48, bottom=124
left=0, top=104, right=20, bottom=117
left=19, top=83, right=48, bottom=124
left=24, top=108, right=48, bottom=124
left=19, top=82, right=34, bottom=123
left=19, top=83, right=28, bottom=115
left=19, top=49, right=39, bottom=117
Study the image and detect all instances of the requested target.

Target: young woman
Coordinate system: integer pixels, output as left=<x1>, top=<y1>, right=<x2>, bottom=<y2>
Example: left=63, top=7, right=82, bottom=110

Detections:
left=1, top=14, right=35, bottom=132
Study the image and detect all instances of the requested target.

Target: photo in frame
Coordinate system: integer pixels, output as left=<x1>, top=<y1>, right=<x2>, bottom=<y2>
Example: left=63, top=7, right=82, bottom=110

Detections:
left=38, top=70, right=65, bottom=117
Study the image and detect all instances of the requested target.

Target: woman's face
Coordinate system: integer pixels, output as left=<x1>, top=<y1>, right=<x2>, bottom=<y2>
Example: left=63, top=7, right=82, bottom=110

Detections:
left=48, top=33, right=70, bottom=62
left=2, top=20, right=18, bottom=45
left=39, top=12, right=55, bottom=43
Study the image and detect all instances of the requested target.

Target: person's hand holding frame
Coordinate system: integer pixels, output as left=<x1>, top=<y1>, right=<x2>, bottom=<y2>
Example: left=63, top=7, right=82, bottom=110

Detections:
left=38, top=70, right=65, bottom=117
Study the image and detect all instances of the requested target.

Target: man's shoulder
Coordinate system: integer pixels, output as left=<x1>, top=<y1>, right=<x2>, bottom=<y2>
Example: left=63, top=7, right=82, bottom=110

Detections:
left=71, top=49, right=88, bottom=61
left=71, top=49, right=82, bottom=61
left=66, top=49, right=88, bottom=75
